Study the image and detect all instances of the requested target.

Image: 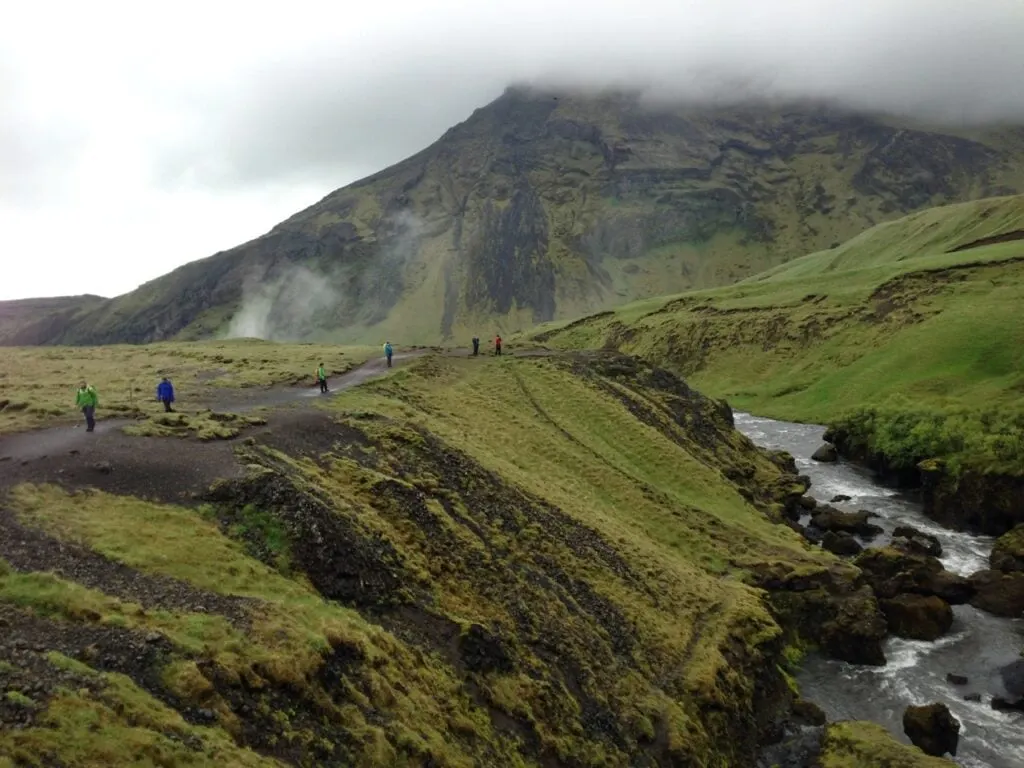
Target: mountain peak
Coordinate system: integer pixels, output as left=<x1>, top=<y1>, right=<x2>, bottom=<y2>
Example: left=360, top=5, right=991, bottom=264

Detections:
left=2, top=92, right=1023, bottom=347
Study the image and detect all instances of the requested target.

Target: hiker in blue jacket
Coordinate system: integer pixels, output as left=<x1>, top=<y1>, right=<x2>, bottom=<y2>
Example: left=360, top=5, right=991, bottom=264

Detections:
left=383, top=341, right=393, bottom=368
left=156, top=377, right=175, bottom=412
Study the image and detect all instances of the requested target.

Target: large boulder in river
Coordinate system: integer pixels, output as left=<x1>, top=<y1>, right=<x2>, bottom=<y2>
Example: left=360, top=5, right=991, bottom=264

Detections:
left=991, top=524, right=1024, bottom=572
left=968, top=570, right=1024, bottom=617
left=821, top=531, right=863, bottom=557
left=880, top=594, right=953, bottom=641
left=811, top=443, right=838, bottom=462
left=809, top=506, right=883, bottom=538
left=854, top=547, right=974, bottom=604
left=891, top=525, right=943, bottom=557
left=818, top=585, right=888, bottom=666
left=751, top=563, right=887, bottom=666
left=902, top=702, right=960, bottom=757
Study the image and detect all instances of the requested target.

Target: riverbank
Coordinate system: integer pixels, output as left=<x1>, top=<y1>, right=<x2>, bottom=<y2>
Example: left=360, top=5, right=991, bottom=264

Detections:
left=2, top=348, right=947, bottom=766
left=737, top=411, right=1024, bottom=768
left=530, top=198, right=1024, bottom=536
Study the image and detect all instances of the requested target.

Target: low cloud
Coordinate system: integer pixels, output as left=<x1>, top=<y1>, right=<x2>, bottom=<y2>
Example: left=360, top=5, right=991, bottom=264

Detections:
left=4, top=0, right=1024, bottom=300
left=153, top=0, right=1024, bottom=191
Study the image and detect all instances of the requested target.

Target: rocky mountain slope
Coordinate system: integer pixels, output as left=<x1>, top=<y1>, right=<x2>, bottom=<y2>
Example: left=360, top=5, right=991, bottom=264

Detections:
left=534, top=194, right=1024, bottom=537
left=4, top=87, right=1024, bottom=347
left=0, top=348, right=947, bottom=766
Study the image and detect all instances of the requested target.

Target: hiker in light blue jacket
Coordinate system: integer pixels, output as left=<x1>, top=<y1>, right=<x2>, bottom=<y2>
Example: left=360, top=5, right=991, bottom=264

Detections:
left=384, top=342, right=393, bottom=368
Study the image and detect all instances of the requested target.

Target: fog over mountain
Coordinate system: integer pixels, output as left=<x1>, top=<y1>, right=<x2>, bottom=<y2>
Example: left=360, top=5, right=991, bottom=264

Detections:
left=3, top=0, right=1023, bottom=299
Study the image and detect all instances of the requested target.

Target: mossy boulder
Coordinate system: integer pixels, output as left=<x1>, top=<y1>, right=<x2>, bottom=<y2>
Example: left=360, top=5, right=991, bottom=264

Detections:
left=821, top=531, right=863, bottom=557
left=991, top=524, right=1024, bottom=572
left=751, top=563, right=888, bottom=666
left=812, top=443, right=839, bottom=462
left=809, top=507, right=883, bottom=539
left=892, top=525, right=942, bottom=557
left=968, top=569, right=1024, bottom=617
left=819, top=721, right=957, bottom=767
left=854, top=547, right=973, bottom=604
left=902, top=702, right=960, bottom=757
left=880, top=594, right=953, bottom=641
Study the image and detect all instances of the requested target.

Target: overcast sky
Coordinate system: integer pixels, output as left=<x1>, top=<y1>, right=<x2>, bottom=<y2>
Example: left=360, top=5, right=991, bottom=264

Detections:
left=3, top=0, right=1023, bottom=300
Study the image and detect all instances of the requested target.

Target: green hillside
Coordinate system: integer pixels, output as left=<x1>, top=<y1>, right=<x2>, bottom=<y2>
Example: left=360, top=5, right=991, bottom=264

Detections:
left=3, top=89, right=1024, bottom=348
left=534, top=194, right=1024, bottom=531
left=0, top=347, right=939, bottom=767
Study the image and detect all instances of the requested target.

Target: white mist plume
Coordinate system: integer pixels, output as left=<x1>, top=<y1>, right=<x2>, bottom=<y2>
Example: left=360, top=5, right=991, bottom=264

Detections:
left=225, top=264, right=340, bottom=341
left=224, top=210, right=427, bottom=341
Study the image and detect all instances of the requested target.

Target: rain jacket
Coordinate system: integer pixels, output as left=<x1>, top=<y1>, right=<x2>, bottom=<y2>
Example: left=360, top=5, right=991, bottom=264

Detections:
left=317, top=365, right=327, bottom=381
left=75, top=386, right=98, bottom=408
left=156, top=380, right=175, bottom=402
left=383, top=343, right=393, bottom=357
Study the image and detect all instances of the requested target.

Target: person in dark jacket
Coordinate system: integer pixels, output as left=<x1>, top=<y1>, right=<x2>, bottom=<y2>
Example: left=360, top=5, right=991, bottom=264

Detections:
left=156, top=377, right=175, bottom=412
left=472, top=336, right=480, bottom=356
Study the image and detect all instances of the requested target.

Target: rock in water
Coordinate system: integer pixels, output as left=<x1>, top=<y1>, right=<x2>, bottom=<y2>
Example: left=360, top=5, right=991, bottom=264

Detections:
left=880, top=594, right=953, bottom=641
left=891, top=525, right=943, bottom=557
left=821, top=531, right=863, bottom=557
left=968, top=570, right=1024, bottom=617
left=809, top=507, right=883, bottom=538
left=902, top=703, right=960, bottom=757
left=798, top=495, right=817, bottom=511
left=946, top=673, right=968, bottom=686
left=855, top=547, right=974, bottom=604
left=991, top=523, right=1024, bottom=572
left=811, top=443, right=838, bottom=462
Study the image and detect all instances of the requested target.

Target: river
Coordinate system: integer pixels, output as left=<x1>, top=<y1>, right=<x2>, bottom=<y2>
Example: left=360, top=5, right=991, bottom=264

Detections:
left=734, top=412, right=1024, bottom=768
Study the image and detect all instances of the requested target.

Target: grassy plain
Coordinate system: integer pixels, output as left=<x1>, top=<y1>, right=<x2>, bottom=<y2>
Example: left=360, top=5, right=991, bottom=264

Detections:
left=0, top=340, right=375, bottom=435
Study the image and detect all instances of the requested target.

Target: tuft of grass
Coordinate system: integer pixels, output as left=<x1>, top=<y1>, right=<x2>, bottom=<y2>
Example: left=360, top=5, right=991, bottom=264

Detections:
left=819, top=722, right=954, bottom=767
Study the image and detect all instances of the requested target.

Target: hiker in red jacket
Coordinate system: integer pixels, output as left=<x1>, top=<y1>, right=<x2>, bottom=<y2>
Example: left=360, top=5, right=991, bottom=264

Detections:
left=494, top=334, right=502, bottom=356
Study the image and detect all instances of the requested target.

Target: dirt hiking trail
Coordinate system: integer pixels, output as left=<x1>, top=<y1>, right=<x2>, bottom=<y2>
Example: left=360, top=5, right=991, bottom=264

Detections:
left=0, top=350, right=426, bottom=466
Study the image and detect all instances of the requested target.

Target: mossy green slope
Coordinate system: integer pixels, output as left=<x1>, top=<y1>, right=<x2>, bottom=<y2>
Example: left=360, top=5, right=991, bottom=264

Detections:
left=534, top=195, right=1024, bottom=487
left=4, top=89, right=1024, bottom=348
left=0, top=351, right=940, bottom=766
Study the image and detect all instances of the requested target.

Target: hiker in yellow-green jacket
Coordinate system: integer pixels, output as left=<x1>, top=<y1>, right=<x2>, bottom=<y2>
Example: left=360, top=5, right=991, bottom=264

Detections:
left=317, top=363, right=329, bottom=394
left=75, top=381, right=98, bottom=432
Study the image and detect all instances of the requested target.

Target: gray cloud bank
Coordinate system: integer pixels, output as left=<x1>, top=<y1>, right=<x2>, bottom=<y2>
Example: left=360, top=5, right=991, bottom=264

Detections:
left=157, top=0, right=1024, bottom=191
left=5, top=0, right=1024, bottom=208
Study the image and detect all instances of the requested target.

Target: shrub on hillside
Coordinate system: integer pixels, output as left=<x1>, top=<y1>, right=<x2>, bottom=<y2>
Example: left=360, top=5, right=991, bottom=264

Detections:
left=831, top=400, right=1024, bottom=477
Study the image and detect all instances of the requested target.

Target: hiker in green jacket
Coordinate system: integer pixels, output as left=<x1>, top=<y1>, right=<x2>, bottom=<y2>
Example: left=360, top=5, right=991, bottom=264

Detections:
left=317, top=363, right=329, bottom=393
left=75, top=381, right=98, bottom=432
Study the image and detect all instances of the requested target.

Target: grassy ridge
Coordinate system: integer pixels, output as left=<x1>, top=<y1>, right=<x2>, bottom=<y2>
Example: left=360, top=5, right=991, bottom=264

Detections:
left=0, top=350, right=939, bottom=766
left=533, top=195, right=1024, bottom=478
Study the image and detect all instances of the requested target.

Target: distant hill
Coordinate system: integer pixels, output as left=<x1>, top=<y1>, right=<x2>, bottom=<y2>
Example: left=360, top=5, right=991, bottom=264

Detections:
left=4, top=87, right=1024, bottom=347
left=533, top=194, right=1024, bottom=531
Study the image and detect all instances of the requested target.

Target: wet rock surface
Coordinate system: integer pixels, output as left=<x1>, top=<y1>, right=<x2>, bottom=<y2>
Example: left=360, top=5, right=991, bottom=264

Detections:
left=821, top=530, right=863, bottom=557
left=854, top=547, right=974, bottom=604
left=891, top=525, right=943, bottom=557
left=811, top=443, right=838, bottom=462
left=991, top=524, right=1024, bottom=572
left=809, top=506, right=883, bottom=538
left=902, top=702, right=960, bottom=757
left=880, top=594, right=953, bottom=641
left=967, top=569, right=1024, bottom=617
left=752, top=562, right=888, bottom=666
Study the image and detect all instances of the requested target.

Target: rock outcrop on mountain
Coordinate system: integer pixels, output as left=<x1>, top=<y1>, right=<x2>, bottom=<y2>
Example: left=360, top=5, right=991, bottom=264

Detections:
left=3, top=88, right=1024, bottom=347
